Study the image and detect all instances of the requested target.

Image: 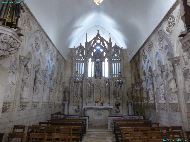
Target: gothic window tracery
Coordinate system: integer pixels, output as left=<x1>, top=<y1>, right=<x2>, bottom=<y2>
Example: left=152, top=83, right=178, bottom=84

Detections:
left=72, top=31, right=123, bottom=79
left=74, top=44, right=85, bottom=76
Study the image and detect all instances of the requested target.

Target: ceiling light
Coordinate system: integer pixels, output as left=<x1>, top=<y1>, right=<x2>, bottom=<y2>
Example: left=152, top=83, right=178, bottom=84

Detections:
left=94, top=0, right=103, bottom=5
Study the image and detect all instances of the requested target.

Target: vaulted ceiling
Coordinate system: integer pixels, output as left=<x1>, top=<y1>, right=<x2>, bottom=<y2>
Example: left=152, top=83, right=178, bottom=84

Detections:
left=25, top=0, right=176, bottom=60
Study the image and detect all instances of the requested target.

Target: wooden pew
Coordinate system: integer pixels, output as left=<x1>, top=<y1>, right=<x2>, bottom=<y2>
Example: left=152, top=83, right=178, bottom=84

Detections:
left=27, top=125, right=82, bottom=142
left=116, top=124, right=186, bottom=142
left=50, top=118, right=86, bottom=135
left=9, top=113, right=87, bottom=142
left=38, top=118, right=85, bottom=141
left=113, top=119, right=151, bottom=142
left=52, top=133, right=71, bottom=142
left=50, top=122, right=83, bottom=141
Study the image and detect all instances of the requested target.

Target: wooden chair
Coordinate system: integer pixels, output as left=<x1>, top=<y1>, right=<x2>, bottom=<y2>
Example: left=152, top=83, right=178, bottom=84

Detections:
left=8, top=125, right=26, bottom=142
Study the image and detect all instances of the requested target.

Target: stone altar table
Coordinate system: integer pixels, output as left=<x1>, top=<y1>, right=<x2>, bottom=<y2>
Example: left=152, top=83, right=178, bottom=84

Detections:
left=83, top=106, right=113, bottom=129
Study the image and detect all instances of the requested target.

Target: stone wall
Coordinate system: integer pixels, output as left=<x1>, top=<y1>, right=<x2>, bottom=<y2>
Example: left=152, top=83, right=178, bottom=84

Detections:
left=0, top=5, right=65, bottom=137
left=130, top=1, right=190, bottom=130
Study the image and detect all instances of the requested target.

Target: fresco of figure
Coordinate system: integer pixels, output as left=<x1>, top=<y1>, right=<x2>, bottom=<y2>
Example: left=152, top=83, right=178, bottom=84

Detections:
left=33, top=61, right=43, bottom=98
left=19, top=53, right=32, bottom=101
left=165, top=61, right=178, bottom=102
left=155, top=52, right=166, bottom=103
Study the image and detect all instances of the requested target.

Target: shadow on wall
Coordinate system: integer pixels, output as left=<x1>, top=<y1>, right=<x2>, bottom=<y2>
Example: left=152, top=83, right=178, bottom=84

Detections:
left=0, top=133, right=3, bottom=142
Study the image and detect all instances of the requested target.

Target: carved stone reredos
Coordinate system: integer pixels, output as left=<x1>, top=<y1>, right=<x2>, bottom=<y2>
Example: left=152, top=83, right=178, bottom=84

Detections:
left=0, top=26, right=22, bottom=59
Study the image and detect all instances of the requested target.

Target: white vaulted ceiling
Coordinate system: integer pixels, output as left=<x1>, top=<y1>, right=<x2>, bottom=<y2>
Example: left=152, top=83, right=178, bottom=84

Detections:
left=25, top=0, right=176, bottom=60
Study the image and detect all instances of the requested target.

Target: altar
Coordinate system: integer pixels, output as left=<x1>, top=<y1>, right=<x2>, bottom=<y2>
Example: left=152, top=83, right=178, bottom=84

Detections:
left=83, top=106, right=113, bottom=129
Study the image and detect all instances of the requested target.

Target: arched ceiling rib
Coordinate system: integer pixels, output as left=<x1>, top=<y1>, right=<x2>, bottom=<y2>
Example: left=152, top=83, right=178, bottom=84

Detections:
left=69, top=12, right=126, bottom=49
left=25, top=0, right=176, bottom=60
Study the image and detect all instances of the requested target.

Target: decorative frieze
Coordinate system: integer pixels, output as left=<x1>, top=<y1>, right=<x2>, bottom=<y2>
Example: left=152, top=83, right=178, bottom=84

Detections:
left=165, top=14, right=177, bottom=34
left=19, top=102, right=29, bottom=111
left=0, top=26, right=21, bottom=59
left=158, top=103, right=167, bottom=111
left=2, top=102, right=12, bottom=113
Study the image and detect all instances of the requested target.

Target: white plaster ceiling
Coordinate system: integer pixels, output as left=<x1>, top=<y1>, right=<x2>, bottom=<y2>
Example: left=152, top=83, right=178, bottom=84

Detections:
left=25, top=0, right=176, bottom=60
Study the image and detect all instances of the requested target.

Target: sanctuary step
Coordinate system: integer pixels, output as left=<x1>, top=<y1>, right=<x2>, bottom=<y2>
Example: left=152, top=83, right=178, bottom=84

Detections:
left=82, top=129, right=115, bottom=142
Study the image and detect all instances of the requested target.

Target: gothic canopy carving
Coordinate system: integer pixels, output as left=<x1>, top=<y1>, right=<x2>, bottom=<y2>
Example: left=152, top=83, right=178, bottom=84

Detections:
left=0, top=26, right=21, bottom=59
left=73, top=31, right=123, bottom=78
left=74, top=31, right=123, bottom=61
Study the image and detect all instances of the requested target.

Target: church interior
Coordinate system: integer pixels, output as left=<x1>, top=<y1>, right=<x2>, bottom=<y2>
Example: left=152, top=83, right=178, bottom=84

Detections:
left=0, top=0, right=190, bottom=141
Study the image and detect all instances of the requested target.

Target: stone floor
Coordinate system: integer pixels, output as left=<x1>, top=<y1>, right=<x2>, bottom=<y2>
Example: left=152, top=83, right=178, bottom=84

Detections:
left=82, top=129, right=116, bottom=142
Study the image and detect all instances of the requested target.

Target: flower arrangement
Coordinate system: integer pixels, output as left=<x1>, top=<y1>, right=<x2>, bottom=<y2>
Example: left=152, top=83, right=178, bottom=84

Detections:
left=95, top=96, right=104, bottom=105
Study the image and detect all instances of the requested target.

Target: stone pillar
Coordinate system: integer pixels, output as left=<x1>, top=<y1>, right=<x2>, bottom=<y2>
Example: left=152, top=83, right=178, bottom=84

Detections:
left=170, top=56, right=189, bottom=130
left=0, top=25, right=21, bottom=117
left=0, top=65, right=9, bottom=117
left=179, top=31, right=190, bottom=130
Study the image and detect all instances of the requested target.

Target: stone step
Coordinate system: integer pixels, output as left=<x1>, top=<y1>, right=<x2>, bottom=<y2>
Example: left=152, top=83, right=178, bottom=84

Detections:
left=87, top=129, right=112, bottom=132
left=82, top=129, right=115, bottom=142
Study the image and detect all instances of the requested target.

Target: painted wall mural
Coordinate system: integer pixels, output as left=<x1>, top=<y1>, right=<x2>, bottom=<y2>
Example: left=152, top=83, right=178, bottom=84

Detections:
left=130, top=2, right=190, bottom=128
left=0, top=5, right=65, bottom=133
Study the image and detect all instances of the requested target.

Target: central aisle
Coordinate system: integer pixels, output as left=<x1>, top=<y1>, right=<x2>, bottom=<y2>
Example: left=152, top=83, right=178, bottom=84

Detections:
left=82, top=129, right=115, bottom=142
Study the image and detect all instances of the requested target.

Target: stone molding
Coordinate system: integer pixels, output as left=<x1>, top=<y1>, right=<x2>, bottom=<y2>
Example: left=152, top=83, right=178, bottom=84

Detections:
left=0, top=26, right=22, bottom=59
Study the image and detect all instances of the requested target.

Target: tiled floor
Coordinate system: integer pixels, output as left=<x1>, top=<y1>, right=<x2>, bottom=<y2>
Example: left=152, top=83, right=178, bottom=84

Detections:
left=82, top=129, right=115, bottom=142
